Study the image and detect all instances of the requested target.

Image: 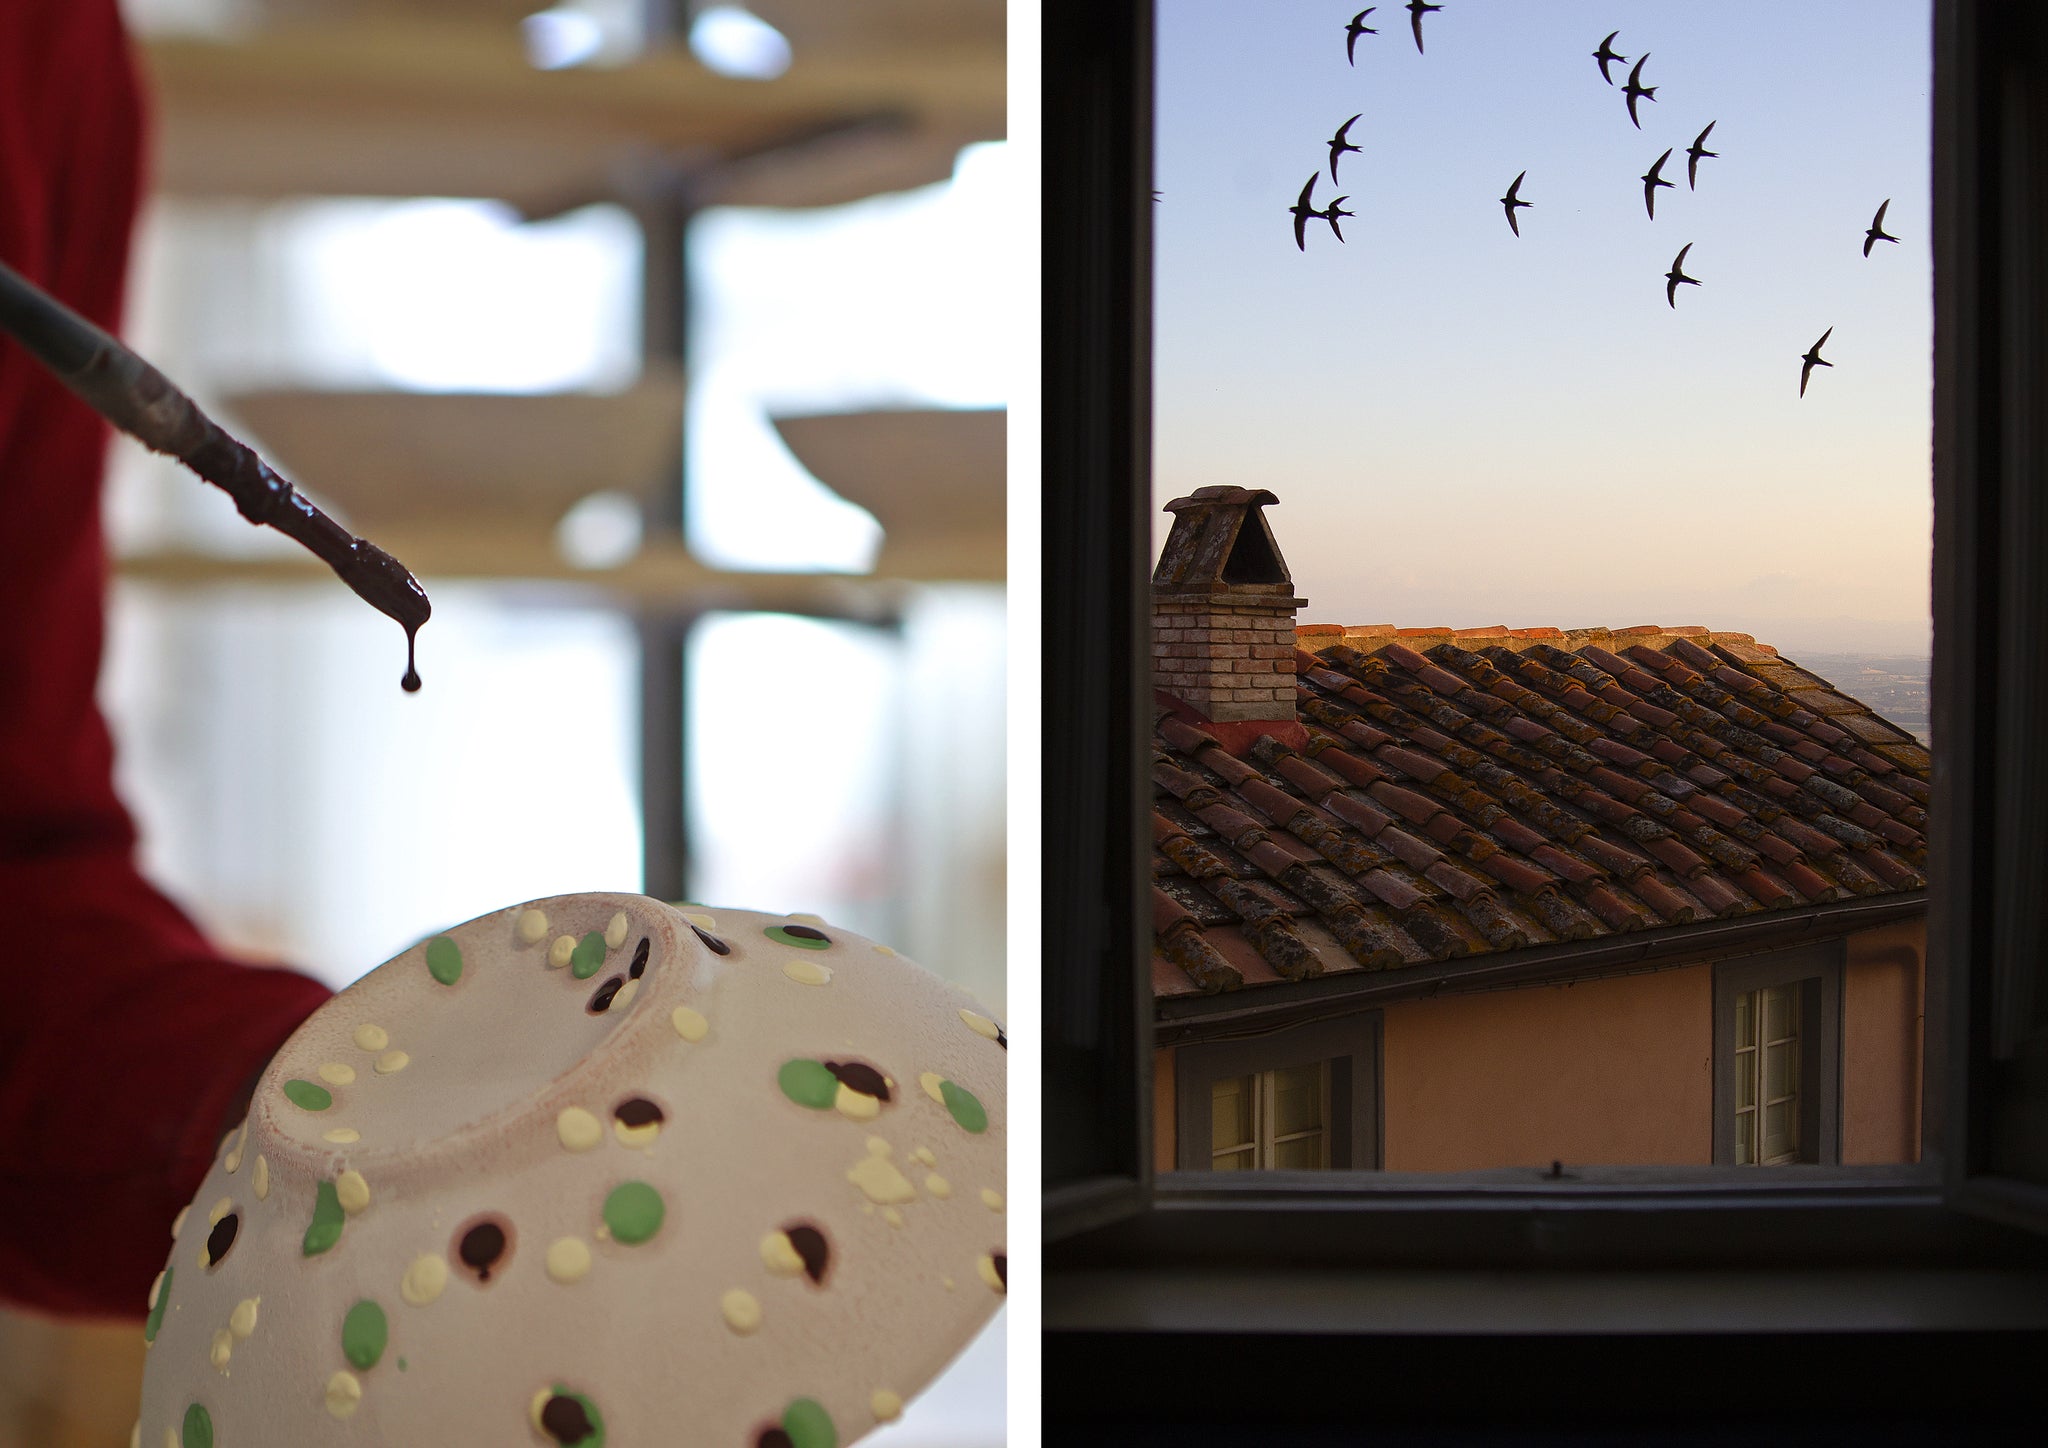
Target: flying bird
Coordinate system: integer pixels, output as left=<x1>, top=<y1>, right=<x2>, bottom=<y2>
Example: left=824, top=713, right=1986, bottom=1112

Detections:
left=1623, top=54, right=1658, bottom=128
left=1408, top=0, right=1442, bottom=55
left=1319, top=195, right=1355, bottom=243
left=1800, top=327, right=1834, bottom=397
left=1593, top=31, right=1627, bottom=84
left=1641, top=148, right=1676, bottom=219
left=1864, top=199, right=1900, bottom=256
left=1500, top=170, right=1532, bottom=236
left=1329, top=114, right=1363, bottom=183
left=1345, top=8, right=1378, bottom=64
left=1664, top=243, right=1700, bottom=307
left=1288, top=174, right=1322, bottom=251
left=1686, top=121, right=1719, bottom=189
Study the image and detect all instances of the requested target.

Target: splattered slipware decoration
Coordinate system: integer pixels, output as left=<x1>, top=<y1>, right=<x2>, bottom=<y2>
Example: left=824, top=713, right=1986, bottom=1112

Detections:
left=136, top=895, right=1005, bottom=1446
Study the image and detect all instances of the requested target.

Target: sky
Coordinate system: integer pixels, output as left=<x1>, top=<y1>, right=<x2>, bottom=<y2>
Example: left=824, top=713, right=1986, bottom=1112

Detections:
left=1154, top=0, right=1933, bottom=655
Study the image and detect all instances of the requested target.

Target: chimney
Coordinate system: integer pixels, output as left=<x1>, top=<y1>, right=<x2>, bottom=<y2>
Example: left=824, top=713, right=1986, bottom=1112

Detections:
left=1151, top=487, right=1307, bottom=723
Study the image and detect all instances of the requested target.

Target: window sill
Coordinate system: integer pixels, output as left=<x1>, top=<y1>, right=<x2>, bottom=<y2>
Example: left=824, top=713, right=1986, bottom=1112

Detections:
left=1045, top=1264, right=2048, bottom=1336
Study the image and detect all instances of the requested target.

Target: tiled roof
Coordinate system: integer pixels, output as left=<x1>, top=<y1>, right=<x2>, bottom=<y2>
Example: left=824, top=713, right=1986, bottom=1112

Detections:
left=1152, top=626, right=1931, bottom=1000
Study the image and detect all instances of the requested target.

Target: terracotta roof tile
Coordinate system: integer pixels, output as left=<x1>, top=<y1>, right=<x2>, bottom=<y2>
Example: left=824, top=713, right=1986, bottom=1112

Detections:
left=1150, top=626, right=1930, bottom=996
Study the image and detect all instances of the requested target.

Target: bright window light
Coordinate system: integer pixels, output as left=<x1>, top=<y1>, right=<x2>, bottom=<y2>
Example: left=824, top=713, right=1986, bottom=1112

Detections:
left=522, top=9, right=605, bottom=70
left=689, top=5, right=793, bottom=80
left=555, top=490, right=645, bottom=569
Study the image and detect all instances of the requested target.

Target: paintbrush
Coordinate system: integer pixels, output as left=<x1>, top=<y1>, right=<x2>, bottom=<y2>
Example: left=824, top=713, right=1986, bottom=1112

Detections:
left=0, top=257, right=431, bottom=690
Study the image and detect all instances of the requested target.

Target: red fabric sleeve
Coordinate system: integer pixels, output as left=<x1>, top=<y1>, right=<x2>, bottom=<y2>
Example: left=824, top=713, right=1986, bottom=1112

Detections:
left=0, top=0, right=333, bottom=1319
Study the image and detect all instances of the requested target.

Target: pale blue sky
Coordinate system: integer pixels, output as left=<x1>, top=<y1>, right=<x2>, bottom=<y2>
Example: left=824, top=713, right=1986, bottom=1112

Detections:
left=1154, top=0, right=1932, bottom=654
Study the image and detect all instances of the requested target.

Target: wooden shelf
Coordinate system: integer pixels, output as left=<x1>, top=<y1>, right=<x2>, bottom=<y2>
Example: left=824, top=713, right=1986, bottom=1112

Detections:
left=143, top=19, right=1004, bottom=211
left=774, top=408, right=1004, bottom=582
left=221, top=379, right=686, bottom=532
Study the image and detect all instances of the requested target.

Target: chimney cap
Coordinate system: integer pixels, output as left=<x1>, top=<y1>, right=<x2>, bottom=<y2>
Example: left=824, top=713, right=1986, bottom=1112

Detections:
left=1162, top=485, right=1279, bottom=514
left=1153, top=487, right=1296, bottom=593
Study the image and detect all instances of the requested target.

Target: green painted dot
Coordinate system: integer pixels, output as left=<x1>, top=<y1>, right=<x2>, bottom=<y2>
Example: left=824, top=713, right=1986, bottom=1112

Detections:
left=783, top=1397, right=837, bottom=1448
left=425, top=935, right=463, bottom=985
left=940, top=1079, right=989, bottom=1134
left=765, top=924, right=831, bottom=950
left=601, top=1181, right=664, bottom=1245
left=143, top=1266, right=173, bottom=1343
left=304, top=1179, right=346, bottom=1257
left=182, top=1402, right=214, bottom=1448
left=282, top=1078, right=333, bottom=1111
left=777, top=1059, right=838, bottom=1110
left=570, top=932, right=608, bottom=980
left=398, top=1357, right=408, bottom=1372
left=341, top=1299, right=388, bottom=1370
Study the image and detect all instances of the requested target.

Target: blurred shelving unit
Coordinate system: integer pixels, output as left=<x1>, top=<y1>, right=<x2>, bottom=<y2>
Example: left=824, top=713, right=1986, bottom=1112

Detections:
left=114, top=0, right=1008, bottom=903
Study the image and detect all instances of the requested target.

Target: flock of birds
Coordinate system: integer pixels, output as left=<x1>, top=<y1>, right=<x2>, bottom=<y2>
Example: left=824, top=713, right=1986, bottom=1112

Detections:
left=1286, top=4, right=1902, bottom=397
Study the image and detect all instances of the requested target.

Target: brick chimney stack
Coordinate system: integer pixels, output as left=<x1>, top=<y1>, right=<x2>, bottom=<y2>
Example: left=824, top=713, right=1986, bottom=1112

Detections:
left=1151, top=487, right=1306, bottom=723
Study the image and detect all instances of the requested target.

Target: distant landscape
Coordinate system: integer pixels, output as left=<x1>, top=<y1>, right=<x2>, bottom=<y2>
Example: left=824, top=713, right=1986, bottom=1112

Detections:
left=1786, top=654, right=1931, bottom=746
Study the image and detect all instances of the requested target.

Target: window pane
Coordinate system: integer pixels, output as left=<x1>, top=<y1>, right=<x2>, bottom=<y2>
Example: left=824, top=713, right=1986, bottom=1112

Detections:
left=1764, top=984, right=1797, bottom=1044
left=1272, top=1132, right=1328, bottom=1170
left=1211, top=1075, right=1254, bottom=1153
left=1211, top=1146, right=1255, bottom=1171
left=1763, top=1099, right=1798, bottom=1162
left=1735, top=989, right=1754, bottom=1049
left=1736, top=1110, right=1757, bottom=1165
left=1766, top=1039, right=1798, bottom=1102
left=1736, top=1046, right=1757, bottom=1109
left=1271, top=1061, right=1325, bottom=1138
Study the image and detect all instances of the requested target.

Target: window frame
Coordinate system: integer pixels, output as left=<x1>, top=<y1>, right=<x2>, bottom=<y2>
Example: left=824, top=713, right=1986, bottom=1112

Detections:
left=1173, top=1011, right=1382, bottom=1172
left=1713, top=943, right=1846, bottom=1167
left=1045, top=0, right=2048, bottom=1310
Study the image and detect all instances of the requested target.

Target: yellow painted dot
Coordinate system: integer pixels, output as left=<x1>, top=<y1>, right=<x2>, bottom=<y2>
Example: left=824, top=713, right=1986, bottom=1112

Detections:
left=872, top=942, right=898, bottom=956
left=943, top=1276, right=955, bottom=1290
left=528, top=1388, right=552, bottom=1431
left=253, top=1155, right=270, bottom=1201
left=834, top=1083, right=881, bottom=1121
left=605, top=910, right=630, bottom=949
left=959, top=1008, right=1003, bottom=1041
left=977, top=1254, right=1005, bottom=1294
left=872, top=1389, right=904, bottom=1422
left=129, top=1421, right=139, bottom=1448
left=317, top=1062, right=357, bottom=1087
left=926, top=1173, right=953, bottom=1198
left=546, top=1236, right=592, bottom=1284
left=207, top=1196, right=234, bottom=1226
left=400, top=1253, right=447, bottom=1306
left=229, top=1297, right=260, bottom=1339
left=556, top=1107, right=603, bottom=1152
left=224, top=1122, right=247, bottom=1174
left=721, top=1288, right=762, bottom=1334
left=548, top=934, right=576, bottom=969
left=165, top=1428, right=177, bottom=1448
left=170, top=1206, right=189, bottom=1238
left=147, top=1270, right=165, bottom=1312
left=671, top=1006, right=708, bottom=1042
left=323, top=1127, right=361, bottom=1144
left=683, top=911, right=716, bottom=930
left=783, top=958, right=833, bottom=986
left=912, top=1146, right=937, bottom=1167
left=920, top=1072, right=947, bottom=1104
left=516, top=907, right=550, bottom=944
left=883, top=1207, right=904, bottom=1227
left=760, top=1232, right=804, bottom=1277
left=210, top=1328, right=233, bottom=1371
left=788, top=912, right=827, bottom=925
left=612, top=977, right=641, bottom=1011
left=982, top=1188, right=1005, bottom=1212
left=353, top=1023, right=389, bottom=1053
left=375, top=1050, right=409, bottom=1075
left=325, top=1370, right=363, bottom=1419
left=336, top=1170, right=371, bottom=1215
left=847, top=1138, right=917, bottom=1205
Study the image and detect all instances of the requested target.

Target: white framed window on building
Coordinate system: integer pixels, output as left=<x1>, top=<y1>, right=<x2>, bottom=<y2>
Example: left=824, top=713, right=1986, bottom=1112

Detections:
left=1174, top=1013, right=1380, bottom=1172
left=1713, top=944, right=1844, bottom=1166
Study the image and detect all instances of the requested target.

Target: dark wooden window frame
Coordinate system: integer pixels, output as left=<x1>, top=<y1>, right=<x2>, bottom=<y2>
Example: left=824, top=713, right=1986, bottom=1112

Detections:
left=1712, top=943, right=1846, bottom=1167
left=1173, top=1011, right=1382, bottom=1172
left=1044, top=0, right=2048, bottom=1349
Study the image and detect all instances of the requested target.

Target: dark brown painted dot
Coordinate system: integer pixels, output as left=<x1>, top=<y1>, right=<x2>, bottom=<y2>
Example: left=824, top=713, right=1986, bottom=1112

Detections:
left=824, top=1060, right=891, bottom=1102
left=993, top=1251, right=1007, bottom=1288
left=756, top=1430, right=795, bottom=1448
left=628, top=937, right=650, bottom=979
left=787, top=1224, right=830, bottom=1285
left=458, top=1220, right=510, bottom=1282
left=691, top=925, right=730, bottom=956
left=540, top=1393, right=598, bottom=1444
left=613, top=1098, right=663, bottom=1129
left=203, top=1213, right=239, bottom=1267
left=588, top=976, right=625, bottom=1013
